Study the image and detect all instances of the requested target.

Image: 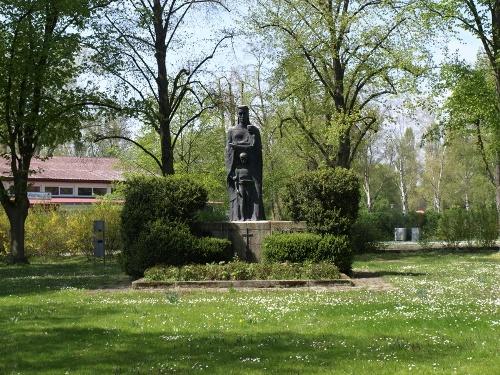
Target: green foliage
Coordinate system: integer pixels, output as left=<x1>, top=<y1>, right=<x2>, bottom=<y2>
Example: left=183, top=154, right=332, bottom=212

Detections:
left=194, top=204, right=227, bottom=222
left=438, top=207, right=498, bottom=247
left=144, top=261, right=340, bottom=281
left=194, top=237, right=233, bottom=264
left=262, top=232, right=322, bottom=263
left=262, top=232, right=353, bottom=273
left=119, top=175, right=235, bottom=277
left=350, top=211, right=390, bottom=253
left=120, top=174, right=207, bottom=245
left=419, top=210, right=441, bottom=241
left=0, top=203, right=122, bottom=257
left=122, top=220, right=234, bottom=279
left=122, top=220, right=197, bottom=278
left=282, top=168, right=360, bottom=235
left=317, top=235, right=352, bottom=274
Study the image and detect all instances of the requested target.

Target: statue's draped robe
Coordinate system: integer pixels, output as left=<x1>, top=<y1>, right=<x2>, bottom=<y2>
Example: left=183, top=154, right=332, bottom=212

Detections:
left=225, top=125, right=265, bottom=221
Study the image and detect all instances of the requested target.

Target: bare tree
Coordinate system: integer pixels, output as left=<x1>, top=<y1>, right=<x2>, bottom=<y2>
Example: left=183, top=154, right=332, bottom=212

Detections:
left=91, top=0, right=231, bottom=175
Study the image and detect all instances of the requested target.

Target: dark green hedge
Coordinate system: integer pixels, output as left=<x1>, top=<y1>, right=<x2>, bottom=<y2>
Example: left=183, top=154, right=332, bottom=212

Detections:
left=120, top=175, right=233, bottom=277
left=282, top=168, right=360, bottom=235
left=195, top=237, right=233, bottom=264
left=121, top=175, right=208, bottom=245
left=262, top=232, right=353, bottom=274
left=262, top=232, right=322, bottom=263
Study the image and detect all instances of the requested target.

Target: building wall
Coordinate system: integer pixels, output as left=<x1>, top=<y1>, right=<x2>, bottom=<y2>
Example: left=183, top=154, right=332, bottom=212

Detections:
left=3, top=181, right=113, bottom=197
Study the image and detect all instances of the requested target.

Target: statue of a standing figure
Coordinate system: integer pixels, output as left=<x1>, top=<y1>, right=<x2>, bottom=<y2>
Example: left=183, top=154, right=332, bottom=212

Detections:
left=225, top=106, right=265, bottom=221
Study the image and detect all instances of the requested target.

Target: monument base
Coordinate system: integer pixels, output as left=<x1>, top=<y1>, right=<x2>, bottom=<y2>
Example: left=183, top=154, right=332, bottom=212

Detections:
left=195, top=221, right=307, bottom=261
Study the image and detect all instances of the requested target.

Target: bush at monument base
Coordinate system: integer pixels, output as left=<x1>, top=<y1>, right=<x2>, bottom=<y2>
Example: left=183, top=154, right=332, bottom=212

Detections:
left=120, top=220, right=233, bottom=278
left=262, top=232, right=322, bottom=263
left=282, top=167, right=360, bottom=235
left=120, top=175, right=208, bottom=246
left=262, top=232, right=353, bottom=273
left=120, top=175, right=232, bottom=277
left=317, top=235, right=353, bottom=274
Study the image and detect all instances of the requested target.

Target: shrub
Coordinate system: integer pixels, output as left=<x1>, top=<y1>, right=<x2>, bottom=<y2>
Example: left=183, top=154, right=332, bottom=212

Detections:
left=64, top=202, right=122, bottom=257
left=317, top=235, right=352, bottom=274
left=25, top=206, right=67, bottom=256
left=0, top=202, right=122, bottom=257
left=121, top=175, right=208, bottom=245
left=350, top=210, right=388, bottom=253
left=193, top=237, right=233, bottom=264
left=438, top=206, right=497, bottom=247
left=282, top=168, right=360, bottom=235
left=262, top=232, right=322, bottom=263
left=420, top=210, right=441, bottom=241
left=262, top=232, right=353, bottom=273
left=122, top=220, right=197, bottom=278
left=120, top=175, right=208, bottom=276
left=144, top=261, right=340, bottom=281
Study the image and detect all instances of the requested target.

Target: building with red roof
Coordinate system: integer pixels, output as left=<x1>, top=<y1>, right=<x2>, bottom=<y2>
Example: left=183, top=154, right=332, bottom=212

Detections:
left=0, top=157, right=124, bottom=205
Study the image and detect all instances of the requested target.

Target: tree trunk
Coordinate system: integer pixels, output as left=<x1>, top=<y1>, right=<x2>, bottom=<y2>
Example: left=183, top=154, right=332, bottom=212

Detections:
left=153, top=0, right=174, bottom=176
left=5, top=202, right=29, bottom=264
left=160, top=126, right=174, bottom=175
left=397, top=159, right=408, bottom=215
left=363, top=167, right=372, bottom=211
left=496, top=152, right=500, bottom=235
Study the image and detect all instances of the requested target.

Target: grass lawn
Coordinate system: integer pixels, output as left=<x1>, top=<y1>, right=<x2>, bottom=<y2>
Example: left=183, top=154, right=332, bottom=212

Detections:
left=0, top=251, right=498, bottom=374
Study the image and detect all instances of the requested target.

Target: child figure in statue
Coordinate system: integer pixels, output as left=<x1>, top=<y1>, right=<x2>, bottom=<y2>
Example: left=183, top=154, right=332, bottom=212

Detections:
left=234, top=152, right=257, bottom=221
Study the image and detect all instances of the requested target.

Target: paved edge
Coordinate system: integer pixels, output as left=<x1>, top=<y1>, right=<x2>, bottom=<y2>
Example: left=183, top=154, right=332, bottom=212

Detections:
left=132, top=278, right=354, bottom=289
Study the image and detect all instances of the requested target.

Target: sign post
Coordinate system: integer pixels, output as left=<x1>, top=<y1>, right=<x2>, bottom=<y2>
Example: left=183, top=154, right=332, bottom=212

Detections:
left=93, top=220, right=105, bottom=266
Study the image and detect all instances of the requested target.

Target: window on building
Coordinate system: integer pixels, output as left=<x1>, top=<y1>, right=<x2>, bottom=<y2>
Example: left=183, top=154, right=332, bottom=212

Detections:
left=27, top=185, right=40, bottom=193
left=59, top=187, right=73, bottom=195
left=45, top=186, right=59, bottom=196
left=77, top=187, right=92, bottom=196
left=92, top=188, right=107, bottom=196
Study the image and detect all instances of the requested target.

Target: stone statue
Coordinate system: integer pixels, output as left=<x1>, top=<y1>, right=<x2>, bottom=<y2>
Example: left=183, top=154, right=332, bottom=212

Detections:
left=225, top=106, right=265, bottom=221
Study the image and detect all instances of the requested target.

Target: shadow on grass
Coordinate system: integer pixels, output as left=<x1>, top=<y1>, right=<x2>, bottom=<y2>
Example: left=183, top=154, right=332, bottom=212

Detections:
left=0, top=257, right=130, bottom=297
left=355, top=249, right=498, bottom=262
left=352, top=270, right=426, bottom=278
left=0, top=325, right=471, bottom=374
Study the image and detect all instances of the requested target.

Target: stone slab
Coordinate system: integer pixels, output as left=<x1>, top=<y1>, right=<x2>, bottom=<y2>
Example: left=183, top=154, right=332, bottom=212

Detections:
left=194, top=221, right=307, bottom=261
left=132, top=278, right=353, bottom=289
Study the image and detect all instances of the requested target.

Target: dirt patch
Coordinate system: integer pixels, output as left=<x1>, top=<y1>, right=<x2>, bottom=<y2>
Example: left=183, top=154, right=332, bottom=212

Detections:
left=350, top=270, right=395, bottom=291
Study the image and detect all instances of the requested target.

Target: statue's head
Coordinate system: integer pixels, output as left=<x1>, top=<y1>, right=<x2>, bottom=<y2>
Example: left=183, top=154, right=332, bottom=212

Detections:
left=237, top=106, right=250, bottom=127
left=239, top=152, right=248, bottom=164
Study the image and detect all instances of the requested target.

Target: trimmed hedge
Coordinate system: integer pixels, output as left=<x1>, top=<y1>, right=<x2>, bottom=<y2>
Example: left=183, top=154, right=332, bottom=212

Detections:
left=144, top=261, right=340, bottom=281
left=121, top=175, right=207, bottom=244
left=262, top=232, right=322, bottom=263
left=120, top=175, right=233, bottom=277
left=262, top=232, right=353, bottom=274
left=194, top=237, right=233, bottom=264
left=282, top=168, right=360, bottom=235
left=123, top=221, right=196, bottom=277
left=122, top=220, right=233, bottom=278
left=318, top=235, right=352, bottom=274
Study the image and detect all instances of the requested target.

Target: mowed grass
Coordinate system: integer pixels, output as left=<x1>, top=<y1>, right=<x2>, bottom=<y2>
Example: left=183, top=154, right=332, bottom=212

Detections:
left=0, top=251, right=498, bottom=374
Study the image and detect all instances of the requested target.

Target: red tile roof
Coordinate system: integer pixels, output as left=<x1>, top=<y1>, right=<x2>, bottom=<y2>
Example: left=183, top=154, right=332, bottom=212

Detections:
left=0, top=157, right=124, bottom=183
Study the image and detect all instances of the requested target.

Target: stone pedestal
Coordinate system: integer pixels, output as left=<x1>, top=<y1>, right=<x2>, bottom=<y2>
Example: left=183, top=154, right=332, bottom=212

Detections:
left=195, top=221, right=307, bottom=261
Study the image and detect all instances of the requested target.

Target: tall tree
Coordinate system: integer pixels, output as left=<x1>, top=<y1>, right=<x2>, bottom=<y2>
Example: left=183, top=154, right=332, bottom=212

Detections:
left=0, top=0, right=110, bottom=263
left=427, top=0, right=500, bottom=229
left=255, top=0, right=431, bottom=168
left=438, top=60, right=500, bottom=228
left=386, top=127, right=419, bottom=215
left=91, top=0, right=230, bottom=175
